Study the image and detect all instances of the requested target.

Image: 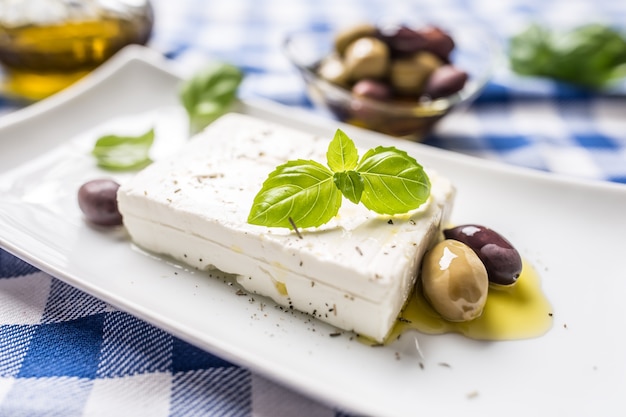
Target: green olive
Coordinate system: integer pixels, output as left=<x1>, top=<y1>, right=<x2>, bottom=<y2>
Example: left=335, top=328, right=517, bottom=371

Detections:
left=334, top=23, right=377, bottom=55
left=317, top=53, right=351, bottom=86
left=421, top=239, right=488, bottom=322
left=343, top=37, right=389, bottom=81
left=389, top=51, right=442, bottom=95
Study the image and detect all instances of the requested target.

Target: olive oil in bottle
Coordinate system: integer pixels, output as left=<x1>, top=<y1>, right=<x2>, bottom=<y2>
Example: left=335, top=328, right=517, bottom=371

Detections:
left=0, top=0, right=153, bottom=101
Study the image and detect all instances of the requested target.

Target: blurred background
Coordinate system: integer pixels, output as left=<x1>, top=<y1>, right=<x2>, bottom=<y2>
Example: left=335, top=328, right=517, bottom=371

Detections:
left=1, top=0, right=625, bottom=182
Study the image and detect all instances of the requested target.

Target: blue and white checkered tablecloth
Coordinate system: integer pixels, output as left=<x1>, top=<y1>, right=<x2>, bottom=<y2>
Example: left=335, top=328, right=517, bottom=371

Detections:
left=1, top=0, right=625, bottom=416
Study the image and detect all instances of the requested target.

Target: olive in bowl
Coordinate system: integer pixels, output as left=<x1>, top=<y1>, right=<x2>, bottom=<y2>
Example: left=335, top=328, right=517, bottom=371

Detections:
left=283, top=22, right=494, bottom=140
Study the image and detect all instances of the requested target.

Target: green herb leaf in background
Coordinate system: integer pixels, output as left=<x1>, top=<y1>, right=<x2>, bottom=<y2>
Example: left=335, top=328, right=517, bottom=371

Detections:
left=179, top=62, right=244, bottom=134
left=91, top=128, right=155, bottom=171
left=509, top=23, right=626, bottom=88
left=248, top=129, right=431, bottom=230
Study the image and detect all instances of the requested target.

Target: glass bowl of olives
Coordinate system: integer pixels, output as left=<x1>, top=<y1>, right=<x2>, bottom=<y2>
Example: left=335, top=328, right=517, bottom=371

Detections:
left=283, top=22, right=495, bottom=141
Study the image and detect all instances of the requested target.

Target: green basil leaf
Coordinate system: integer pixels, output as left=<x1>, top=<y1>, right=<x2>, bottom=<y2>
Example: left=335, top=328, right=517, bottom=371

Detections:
left=91, top=128, right=154, bottom=171
left=248, top=160, right=341, bottom=229
left=179, top=62, right=244, bottom=134
left=327, top=129, right=359, bottom=172
left=356, top=146, right=430, bottom=214
left=509, top=23, right=626, bottom=88
left=508, top=24, right=553, bottom=75
left=333, top=170, right=364, bottom=204
left=248, top=130, right=431, bottom=229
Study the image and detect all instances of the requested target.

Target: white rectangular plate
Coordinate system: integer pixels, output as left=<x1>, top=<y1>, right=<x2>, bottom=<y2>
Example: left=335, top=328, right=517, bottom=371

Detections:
left=1, top=45, right=625, bottom=417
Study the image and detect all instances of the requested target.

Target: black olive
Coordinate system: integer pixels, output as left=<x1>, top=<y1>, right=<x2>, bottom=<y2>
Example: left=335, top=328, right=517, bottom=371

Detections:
left=444, top=224, right=522, bottom=286
left=77, top=179, right=123, bottom=226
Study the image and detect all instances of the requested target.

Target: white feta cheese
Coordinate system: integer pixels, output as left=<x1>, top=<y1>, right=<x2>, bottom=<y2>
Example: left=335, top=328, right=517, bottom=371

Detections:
left=117, top=113, right=455, bottom=342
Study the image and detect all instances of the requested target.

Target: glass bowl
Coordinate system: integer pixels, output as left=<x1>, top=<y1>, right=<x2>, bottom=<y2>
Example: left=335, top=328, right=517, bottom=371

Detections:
left=283, top=24, right=496, bottom=141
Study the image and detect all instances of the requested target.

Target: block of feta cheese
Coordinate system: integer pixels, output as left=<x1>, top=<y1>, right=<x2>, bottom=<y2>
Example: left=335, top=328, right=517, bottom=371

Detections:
left=117, top=113, right=455, bottom=342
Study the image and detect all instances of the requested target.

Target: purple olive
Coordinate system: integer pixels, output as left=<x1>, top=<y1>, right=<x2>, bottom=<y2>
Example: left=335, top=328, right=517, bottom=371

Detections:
left=376, top=24, right=428, bottom=56
left=352, top=79, right=392, bottom=100
left=415, top=25, right=455, bottom=61
left=423, top=65, right=468, bottom=98
left=444, top=224, right=522, bottom=286
left=78, top=179, right=123, bottom=226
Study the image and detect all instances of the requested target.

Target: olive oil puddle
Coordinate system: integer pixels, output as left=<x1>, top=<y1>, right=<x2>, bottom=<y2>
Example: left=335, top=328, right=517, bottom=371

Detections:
left=386, top=260, right=552, bottom=342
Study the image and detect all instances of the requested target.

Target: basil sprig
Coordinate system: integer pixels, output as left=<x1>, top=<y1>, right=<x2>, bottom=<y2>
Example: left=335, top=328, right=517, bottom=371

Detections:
left=91, top=129, right=155, bottom=171
left=247, top=129, right=431, bottom=229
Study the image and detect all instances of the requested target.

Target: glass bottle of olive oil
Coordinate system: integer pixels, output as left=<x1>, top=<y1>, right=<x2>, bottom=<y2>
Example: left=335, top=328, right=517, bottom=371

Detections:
left=0, top=0, right=154, bottom=101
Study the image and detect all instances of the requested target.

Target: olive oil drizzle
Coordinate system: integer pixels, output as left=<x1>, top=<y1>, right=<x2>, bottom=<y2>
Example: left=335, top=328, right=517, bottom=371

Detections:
left=386, top=260, right=552, bottom=342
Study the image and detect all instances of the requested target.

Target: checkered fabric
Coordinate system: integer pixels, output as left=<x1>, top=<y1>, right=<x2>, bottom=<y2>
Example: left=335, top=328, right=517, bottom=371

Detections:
left=1, top=0, right=625, bottom=416
left=0, top=252, right=343, bottom=417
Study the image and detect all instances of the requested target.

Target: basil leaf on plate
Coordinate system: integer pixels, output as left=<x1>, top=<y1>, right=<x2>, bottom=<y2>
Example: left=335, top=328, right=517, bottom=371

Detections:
left=179, top=62, right=244, bottom=134
left=91, top=128, right=154, bottom=171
